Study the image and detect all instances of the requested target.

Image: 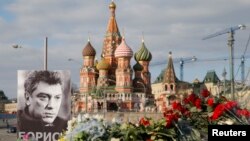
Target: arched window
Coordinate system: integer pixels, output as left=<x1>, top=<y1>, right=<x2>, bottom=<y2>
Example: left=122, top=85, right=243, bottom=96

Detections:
left=165, top=85, right=168, bottom=91
left=170, top=84, right=174, bottom=91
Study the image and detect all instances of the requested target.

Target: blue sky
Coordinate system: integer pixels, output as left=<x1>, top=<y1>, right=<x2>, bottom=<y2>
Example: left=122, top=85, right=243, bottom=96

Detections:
left=1, top=0, right=250, bottom=99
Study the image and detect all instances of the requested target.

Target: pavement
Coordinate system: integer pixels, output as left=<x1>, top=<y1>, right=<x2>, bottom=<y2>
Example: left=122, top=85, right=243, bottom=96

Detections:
left=0, top=128, right=17, bottom=141
left=0, top=118, right=18, bottom=141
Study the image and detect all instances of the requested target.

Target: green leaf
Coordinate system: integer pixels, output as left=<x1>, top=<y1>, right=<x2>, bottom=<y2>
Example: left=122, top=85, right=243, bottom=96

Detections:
left=207, top=106, right=213, bottom=112
left=190, top=107, right=197, bottom=112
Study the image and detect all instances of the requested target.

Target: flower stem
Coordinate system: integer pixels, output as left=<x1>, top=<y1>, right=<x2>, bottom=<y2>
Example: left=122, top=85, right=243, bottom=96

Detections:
left=225, top=108, right=245, bottom=125
left=173, top=121, right=187, bottom=141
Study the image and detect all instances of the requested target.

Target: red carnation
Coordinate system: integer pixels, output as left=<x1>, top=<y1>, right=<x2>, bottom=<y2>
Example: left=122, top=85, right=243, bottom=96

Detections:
left=207, top=98, right=214, bottom=107
left=224, top=101, right=237, bottom=110
left=201, top=89, right=210, bottom=97
left=187, top=93, right=197, bottom=104
left=139, top=117, right=150, bottom=127
left=183, top=98, right=189, bottom=104
left=195, top=98, right=202, bottom=109
left=237, top=109, right=250, bottom=118
left=172, top=101, right=182, bottom=111
left=165, top=113, right=179, bottom=128
left=211, top=104, right=224, bottom=120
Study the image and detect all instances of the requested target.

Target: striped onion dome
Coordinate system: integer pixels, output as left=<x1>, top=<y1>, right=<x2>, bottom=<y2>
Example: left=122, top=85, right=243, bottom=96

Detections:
left=114, top=37, right=133, bottom=58
left=133, top=62, right=143, bottom=71
left=82, top=40, right=96, bottom=57
left=96, top=58, right=110, bottom=70
left=134, top=40, right=152, bottom=61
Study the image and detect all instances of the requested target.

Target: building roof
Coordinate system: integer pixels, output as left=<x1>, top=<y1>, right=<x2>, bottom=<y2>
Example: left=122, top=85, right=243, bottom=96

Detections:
left=114, top=37, right=133, bottom=57
left=203, top=70, right=220, bottom=83
left=134, top=39, right=152, bottom=61
left=163, top=52, right=178, bottom=83
left=82, top=40, right=96, bottom=57
left=154, top=69, right=165, bottom=83
left=133, top=62, right=143, bottom=71
left=96, top=58, right=110, bottom=70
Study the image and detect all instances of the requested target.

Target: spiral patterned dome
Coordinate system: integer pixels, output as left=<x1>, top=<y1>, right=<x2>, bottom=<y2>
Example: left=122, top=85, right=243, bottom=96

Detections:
left=96, top=58, right=110, bottom=70
left=134, top=40, right=152, bottom=61
left=133, top=62, right=143, bottom=71
left=114, top=37, right=133, bottom=58
left=82, top=41, right=96, bottom=57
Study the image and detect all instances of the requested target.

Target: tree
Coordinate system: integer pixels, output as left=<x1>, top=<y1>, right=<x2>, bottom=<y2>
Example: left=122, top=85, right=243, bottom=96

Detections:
left=0, top=90, right=8, bottom=100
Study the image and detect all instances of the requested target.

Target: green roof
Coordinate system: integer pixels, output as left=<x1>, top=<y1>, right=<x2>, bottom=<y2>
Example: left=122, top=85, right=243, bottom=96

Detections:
left=203, top=70, right=220, bottom=83
left=153, top=69, right=165, bottom=83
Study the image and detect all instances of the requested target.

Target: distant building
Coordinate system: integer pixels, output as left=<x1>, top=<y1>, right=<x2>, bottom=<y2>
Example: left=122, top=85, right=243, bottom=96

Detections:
left=202, top=70, right=221, bottom=96
left=152, top=52, right=193, bottom=112
left=4, top=102, right=17, bottom=114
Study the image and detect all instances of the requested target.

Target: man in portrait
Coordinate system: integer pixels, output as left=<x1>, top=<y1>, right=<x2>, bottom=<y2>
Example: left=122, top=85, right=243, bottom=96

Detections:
left=17, top=70, right=71, bottom=141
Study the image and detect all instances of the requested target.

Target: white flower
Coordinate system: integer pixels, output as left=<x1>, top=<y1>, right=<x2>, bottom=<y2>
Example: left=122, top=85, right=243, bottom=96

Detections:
left=111, top=116, right=123, bottom=124
left=77, top=114, right=82, bottom=122
left=77, top=113, right=90, bottom=122
left=66, top=117, right=77, bottom=132
left=93, top=114, right=104, bottom=121
left=224, top=119, right=234, bottom=125
left=111, top=138, right=120, bottom=141
left=218, top=119, right=234, bottom=125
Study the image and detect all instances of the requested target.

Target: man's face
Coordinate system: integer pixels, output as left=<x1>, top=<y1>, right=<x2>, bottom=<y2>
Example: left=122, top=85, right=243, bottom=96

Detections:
left=27, top=81, right=63, bottom=124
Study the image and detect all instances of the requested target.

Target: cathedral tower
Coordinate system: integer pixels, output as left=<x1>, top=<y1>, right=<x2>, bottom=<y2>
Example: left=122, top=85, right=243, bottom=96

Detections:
left=114, top=37, right=133, bottom=93
left=96, top=58, right=110, bottom=88
left=163, top=52, right=178, bottom=94
left=80, top=39, right=97, bottom=93
left=134, top=39, right=152, bottom=97
left=102, top=1, right=122, bottom=80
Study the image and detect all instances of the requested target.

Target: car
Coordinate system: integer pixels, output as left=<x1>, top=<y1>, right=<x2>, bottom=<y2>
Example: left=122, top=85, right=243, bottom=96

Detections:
left=7, top=126, right=17, bottom=133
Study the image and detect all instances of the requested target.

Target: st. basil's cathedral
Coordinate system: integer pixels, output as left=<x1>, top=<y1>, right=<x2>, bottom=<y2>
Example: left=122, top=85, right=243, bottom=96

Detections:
left=73, top=1, right=218, bottom=114
left=74, top=1, right=153, bottom=113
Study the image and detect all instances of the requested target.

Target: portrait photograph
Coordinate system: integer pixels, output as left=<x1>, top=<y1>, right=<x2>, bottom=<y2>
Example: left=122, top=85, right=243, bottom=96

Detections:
left=17, top=70, right=71, bottom=141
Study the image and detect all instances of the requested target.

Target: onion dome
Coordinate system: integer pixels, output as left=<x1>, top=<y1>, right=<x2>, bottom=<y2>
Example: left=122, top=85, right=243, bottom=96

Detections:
left=96, top=58, right=110, bottom=70
left=114, top=37, right=133, bottom=57
left=134, top=40, right=152, bottom=61
left=109, top=1, right=116, bottom=9
left=82, top=40, right=96, bottom=57
left=133, top=62, right=143, bottom=71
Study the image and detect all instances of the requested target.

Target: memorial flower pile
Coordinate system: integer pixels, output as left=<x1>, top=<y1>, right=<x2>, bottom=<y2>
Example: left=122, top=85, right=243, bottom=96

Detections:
left=57, top=90, right=249, bottom=141
left=58, top=113, right=201, bottom=141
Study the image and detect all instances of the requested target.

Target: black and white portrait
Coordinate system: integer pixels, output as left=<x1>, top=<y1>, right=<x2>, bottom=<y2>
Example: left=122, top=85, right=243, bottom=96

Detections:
left=17, top=70, right=71, bottom=141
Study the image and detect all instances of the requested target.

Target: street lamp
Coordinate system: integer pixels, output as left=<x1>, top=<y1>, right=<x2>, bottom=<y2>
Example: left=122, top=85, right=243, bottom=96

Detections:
left=203, top=24, right=246, bottom=100
left=12, top=37, right=49, bottom=70
left=12, top=44, right=22, bottom=49
left=68, top=58, right=81, bottom=65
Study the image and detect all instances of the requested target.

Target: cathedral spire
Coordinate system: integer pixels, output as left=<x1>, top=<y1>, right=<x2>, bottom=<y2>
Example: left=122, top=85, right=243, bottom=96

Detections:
left=106, top=1, right=120, bottom=35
